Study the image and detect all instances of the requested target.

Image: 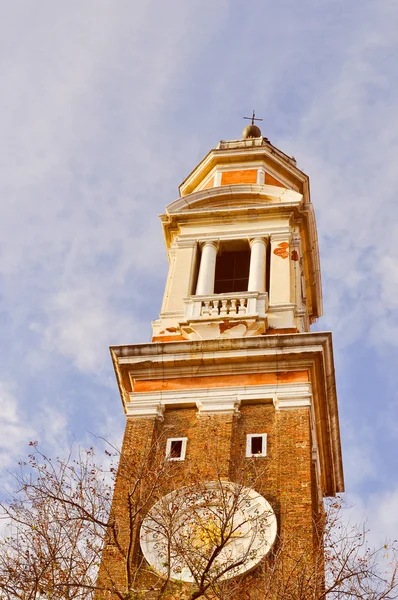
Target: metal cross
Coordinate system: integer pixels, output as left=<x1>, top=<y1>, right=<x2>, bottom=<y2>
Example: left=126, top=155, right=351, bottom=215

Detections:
left=243, top=110, right=263, bottom=125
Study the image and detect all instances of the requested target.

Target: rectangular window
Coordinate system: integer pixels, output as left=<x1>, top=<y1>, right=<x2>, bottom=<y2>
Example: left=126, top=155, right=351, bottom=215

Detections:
left=246, top=434, right=267, bottom=457
left=214, top=248, right=250, bottom=294
left=166, top=437, right=188, bottom=461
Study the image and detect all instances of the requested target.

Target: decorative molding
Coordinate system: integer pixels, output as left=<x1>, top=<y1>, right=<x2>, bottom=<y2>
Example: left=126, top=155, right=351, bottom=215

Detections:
left=156, top=310, right=185, bottom=320
left=197, top=396, right=241, bottom=416
left=270, top=230, right=292, bottom=242
left=215, top=160, right=268, bottom=171
left=127, top=383, right=312, bottom=418
left=249, top=236, right=269, bottom=248
left=119, top=343, right=325, bottom=368
left=273, top=395, right=311, bottom=410
left=200, top=239, right=219, bottom=251
left=217, top=138, right=267, bottom=150
left=267, top=302, right=295, bottom=312
left=167, top=185, right=303, bottom=215
left=176, top=228, right=290, bottom=245
left=126, top=401, right=164, bottom=420
left=174, top=238, right=198, bottom=249
left=125, top=385, right=314, bottom=417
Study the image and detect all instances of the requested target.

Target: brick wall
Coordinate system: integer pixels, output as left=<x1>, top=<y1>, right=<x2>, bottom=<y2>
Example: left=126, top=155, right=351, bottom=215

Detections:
left=96, top=402, right=323, bottom=599
left=95, top=417, right=159, bottom=598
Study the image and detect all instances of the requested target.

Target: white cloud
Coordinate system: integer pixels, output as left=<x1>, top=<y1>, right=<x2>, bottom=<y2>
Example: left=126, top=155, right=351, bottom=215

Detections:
left=0, top=382, right=77, bottom=469
left=31, top=285, right=148, bottom=373
left=0, top=0, right=233, bottom=377
left=278, top=2, right=398, bottom=358
left=0, top=382, right=35, bottom=468
left=344, top=487, right=398, bottom=548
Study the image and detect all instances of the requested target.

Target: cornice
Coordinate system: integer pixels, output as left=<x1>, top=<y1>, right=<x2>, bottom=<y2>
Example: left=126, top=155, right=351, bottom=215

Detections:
left=172, top=230, right=286, bottom=247
left=125, top=382, right=312, bottom=418
left=178, top=141, right=309, bottom=197
left=111, top=332, right=331, bottom=364
left=110, top=332, right=343, bottom=497
left=166, top=184, right=303, bottom=216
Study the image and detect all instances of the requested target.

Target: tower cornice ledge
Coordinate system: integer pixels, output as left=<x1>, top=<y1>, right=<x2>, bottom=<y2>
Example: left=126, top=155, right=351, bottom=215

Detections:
left=165, top=184, right=303, bottom=215
left=110, top=332, right=344, bottom=498
left=179, top=141, right=307, bottom=197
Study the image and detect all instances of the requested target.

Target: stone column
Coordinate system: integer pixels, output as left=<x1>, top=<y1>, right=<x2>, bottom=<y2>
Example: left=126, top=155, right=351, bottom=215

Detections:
left=248, top=237, right=268, bottom=292
left=195, top=241, right=218, bottom=295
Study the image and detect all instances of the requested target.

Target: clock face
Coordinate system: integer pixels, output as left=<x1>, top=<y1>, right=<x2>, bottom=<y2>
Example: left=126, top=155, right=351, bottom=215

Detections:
left=140, top=481, right=277, bottom=583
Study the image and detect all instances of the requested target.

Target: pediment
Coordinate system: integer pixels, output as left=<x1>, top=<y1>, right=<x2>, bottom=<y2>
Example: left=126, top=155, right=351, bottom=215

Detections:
left=166, top=184, right=303, bottom=215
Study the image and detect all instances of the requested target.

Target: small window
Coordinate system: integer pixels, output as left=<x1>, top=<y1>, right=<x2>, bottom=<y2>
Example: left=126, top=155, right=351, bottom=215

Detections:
left=166, top=437, right=188, bottom=461
left=246, top=434, right=267, bottom=457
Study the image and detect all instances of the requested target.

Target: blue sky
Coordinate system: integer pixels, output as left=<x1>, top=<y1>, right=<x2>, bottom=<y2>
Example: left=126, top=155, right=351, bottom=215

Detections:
left=0, top=1, right=397, bottom=546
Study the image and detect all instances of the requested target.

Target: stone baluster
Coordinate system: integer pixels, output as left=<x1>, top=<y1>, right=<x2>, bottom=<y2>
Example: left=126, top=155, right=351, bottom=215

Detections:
left=220, top=299, right=228, bottom=316
left=238, top=298, right=247, bottom=315
left=210, top=299, right=219, bottom=316
left=202, top=300, right=210, bottom=316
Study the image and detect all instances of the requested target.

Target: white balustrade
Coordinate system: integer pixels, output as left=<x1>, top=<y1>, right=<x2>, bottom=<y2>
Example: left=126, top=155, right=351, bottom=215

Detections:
left=184, top=291, right=268, bottom=321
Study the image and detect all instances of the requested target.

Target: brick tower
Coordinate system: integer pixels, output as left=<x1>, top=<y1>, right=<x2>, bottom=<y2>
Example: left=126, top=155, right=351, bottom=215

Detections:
left=97, top=124, right=344, bottom=599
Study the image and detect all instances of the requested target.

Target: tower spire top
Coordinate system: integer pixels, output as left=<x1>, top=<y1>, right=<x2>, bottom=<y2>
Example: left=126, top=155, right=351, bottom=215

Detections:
left=244, top=109, right=263, bottom=126
left=242, top=109, right=263, bottom=138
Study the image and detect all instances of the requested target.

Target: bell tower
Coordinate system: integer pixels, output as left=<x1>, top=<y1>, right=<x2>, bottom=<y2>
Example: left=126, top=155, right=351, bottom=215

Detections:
left=97, top=124, right=344, bottom=599
left=152, top=124, right=321, bottom=342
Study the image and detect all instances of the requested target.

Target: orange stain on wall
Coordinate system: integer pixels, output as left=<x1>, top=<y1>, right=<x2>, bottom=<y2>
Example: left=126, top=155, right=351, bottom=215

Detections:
left=133, top=370, right=308, bottom=392
left=221, top=169, right=257, bottom=185
left=264, top=173, right=285, bottom=187
left=273, top=241, right=289, bottom=259
left=151, top=335, right=184, bottom=343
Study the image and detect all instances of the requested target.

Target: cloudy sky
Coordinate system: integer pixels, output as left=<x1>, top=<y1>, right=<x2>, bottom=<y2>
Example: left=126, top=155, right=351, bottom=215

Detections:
left=0, top=0, right=397, bottom=546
